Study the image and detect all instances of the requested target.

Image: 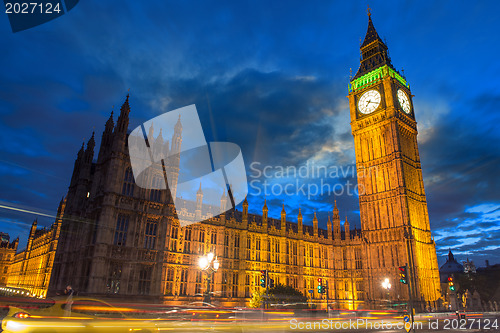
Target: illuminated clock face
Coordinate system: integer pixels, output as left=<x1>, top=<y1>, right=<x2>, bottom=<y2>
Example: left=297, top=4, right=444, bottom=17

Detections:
left=358, top=89, right=381, bottom=114
left=397, top=89, right=411, bottom=114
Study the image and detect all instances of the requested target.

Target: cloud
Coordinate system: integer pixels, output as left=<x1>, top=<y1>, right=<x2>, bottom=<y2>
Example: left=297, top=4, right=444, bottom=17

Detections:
left=0, top=0, right=499, bottom=267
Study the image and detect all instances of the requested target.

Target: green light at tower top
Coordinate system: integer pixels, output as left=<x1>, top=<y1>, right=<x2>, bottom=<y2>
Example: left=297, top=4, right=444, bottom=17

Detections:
left=349, top=65, right=409, bottom=93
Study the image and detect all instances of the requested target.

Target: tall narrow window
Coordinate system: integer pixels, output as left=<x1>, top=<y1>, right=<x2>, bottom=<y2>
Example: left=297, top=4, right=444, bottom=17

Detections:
left=150, top=175, right=163, bottom=202
left=195, top=271, right=202, bottom=295
left=122, top=168, right=135, bottom=196
left=144, top=219, right=158, bottom=249
left=355, top=248, right=363, bottom=269
left=138, top=266, right=152, bottom=295
left=223, top=233, right=229, bottom=257
left=179, top=269, right=188, bottom=296
left=114, top=215, right=129, bottom=246
left=232, top=273, right=238, bottom=297
left=165, top=268, right=174, bottom=295
left=246, top=237, right=251, bottom=259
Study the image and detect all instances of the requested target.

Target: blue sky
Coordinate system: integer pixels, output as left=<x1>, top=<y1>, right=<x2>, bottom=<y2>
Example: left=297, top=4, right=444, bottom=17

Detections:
left=1, top=1, right=499, bottom=267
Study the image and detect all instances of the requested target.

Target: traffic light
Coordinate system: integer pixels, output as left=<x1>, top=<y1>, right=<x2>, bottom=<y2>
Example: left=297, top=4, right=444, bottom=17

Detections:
left=260, top=270, right=267, bottom=288
left=398, top=265, right=408, bottom=284
left=268, top=278, right=275, bottom=288
left=317, top=278, right=323, bottom=293
left=448, top=276, right=455, bottom=291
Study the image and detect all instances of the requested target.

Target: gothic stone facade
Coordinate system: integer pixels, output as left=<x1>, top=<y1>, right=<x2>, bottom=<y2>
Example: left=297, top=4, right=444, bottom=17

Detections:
left=48, top=96, right=366, bottom=308
left=48, top=15, right=440, bottom=309
left=0, top=233, right=18, bottom=286
left=347, top=14, right=440, bottom=306
left=7, top=213, right=62, bottom=298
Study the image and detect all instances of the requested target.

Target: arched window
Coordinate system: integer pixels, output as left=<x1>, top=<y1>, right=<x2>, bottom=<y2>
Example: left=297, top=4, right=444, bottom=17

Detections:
left=114, top=215, right=129, bottom=246
left=122, top=168, right=135, bottom=196
left=150, top=175, right=163, bottom=202
left=144, top=219, right=158, bottom=250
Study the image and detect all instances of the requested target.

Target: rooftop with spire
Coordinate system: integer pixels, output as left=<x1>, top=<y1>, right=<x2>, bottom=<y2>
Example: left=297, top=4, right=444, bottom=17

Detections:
left=352, top=11, right=396, bottom=80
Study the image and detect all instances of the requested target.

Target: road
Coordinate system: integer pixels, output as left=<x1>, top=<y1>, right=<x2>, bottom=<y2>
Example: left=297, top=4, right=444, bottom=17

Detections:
left=0, top=295, right=498, bottom=332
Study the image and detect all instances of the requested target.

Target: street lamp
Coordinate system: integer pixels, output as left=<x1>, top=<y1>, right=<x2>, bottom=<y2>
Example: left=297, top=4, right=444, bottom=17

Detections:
left=382, top=278, right=391, bottom=290
left=198, top=252, right=219, bottom=304
left=382, top=278, right=392, bottom=308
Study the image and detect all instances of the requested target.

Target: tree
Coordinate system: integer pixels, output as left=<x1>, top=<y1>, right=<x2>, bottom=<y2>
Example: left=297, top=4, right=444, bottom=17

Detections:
left=456, top=269, right=500, bottom=302
left=268, top=284, right=309, bottom=308
left=249, top=289, right=264, bottom=308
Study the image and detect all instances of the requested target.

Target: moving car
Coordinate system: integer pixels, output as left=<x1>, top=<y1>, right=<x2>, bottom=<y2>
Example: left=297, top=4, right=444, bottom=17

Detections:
left=2, top=297, right=156, bottom=332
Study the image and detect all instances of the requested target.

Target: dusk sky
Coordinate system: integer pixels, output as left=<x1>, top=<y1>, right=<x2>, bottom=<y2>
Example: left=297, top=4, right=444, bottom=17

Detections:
left=1, top=1, right=499, bottom=267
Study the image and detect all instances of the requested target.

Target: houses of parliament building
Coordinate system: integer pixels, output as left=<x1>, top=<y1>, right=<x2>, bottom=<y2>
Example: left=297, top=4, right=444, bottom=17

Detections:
left=4, top=14, right=440, bottom=309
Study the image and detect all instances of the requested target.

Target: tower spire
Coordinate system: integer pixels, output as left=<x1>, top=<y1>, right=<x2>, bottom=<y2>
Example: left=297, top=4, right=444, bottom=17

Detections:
left=105, top=110, right=114, bottom=132
left=353, top=12, right=394, bottom=80
left=116, top=94, right=131, bottom=134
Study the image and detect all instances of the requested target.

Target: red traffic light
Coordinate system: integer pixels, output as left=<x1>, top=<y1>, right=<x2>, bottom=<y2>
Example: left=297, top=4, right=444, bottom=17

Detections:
left=318, top=278, right=322, bottom=283
left=447, top=277, right=453, bottom=282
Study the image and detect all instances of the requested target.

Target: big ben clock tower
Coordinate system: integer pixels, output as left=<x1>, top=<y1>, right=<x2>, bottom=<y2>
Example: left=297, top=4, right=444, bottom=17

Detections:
left=348, top=13, right=440, bottom=308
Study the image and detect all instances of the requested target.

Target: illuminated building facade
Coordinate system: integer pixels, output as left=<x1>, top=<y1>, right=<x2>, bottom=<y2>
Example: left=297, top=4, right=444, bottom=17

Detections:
left=45, top=93, right=366, bottom=308
left=6, top=204, right=63, bottom=298
left=0, top=233, right=18, bottom=285
left=40, top=13, right=440, bottom=309
left=347, top=13, right=440, bottom=307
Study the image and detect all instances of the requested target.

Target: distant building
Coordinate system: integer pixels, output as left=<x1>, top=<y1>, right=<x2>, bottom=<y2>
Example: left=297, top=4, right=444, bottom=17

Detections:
left=463, top=258, right=476, bottom=274
left=439, top=250, right=463, bottom=282
left=438, top=251, right=463, bottom=310
left=6, top=202, right=63, bottom=298
left=0, top=233, right=18, bottom=285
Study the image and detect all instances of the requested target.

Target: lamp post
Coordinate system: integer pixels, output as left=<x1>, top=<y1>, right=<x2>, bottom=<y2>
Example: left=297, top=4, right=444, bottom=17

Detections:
left=382, top=278, right=392, bottom=309
left=198, top=252, right=220, bottom=305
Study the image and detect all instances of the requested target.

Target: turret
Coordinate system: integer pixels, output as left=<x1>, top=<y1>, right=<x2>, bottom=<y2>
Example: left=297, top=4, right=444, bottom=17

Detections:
left=12, top=237, right=19, bottom=251
left=154, top=128, right=164, bottom=158
left=327, top=215, right=332, bottom=239
left=220, top=189, right=227, bottom=223
left=148, top=122, right=154, bottom=141
left=171, top=115, right=182, bottom=154
left=27, top=219, right=37, bottom=251
left=97, top=110, right=114, bottom=162
left=220, top=189, right=227, bottom=213
left=313, top=210, right=318, bottom=237
left=167, top=115, right=182, bottom=198
left=333, top=200, right=341, bottom=240
left=262, top=199, right=268, bottom=227
left=196, top=183, right=203, bottom=220
left=297, top=208, right=303, bottom=234
left=115, top=94, right=130, bottom=135
left=56, top=196, right=66, bottom=218
left=111, top=94, right=131, bottom=156
left=84, top=132, right=95, bottom=164
left=344, top=216, right=350, bottom=240
left=281, top=203, right=286, bottom=225
left=242, top=197, right=248, bottom=224
left=70, top=143, right=85, bottom=187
